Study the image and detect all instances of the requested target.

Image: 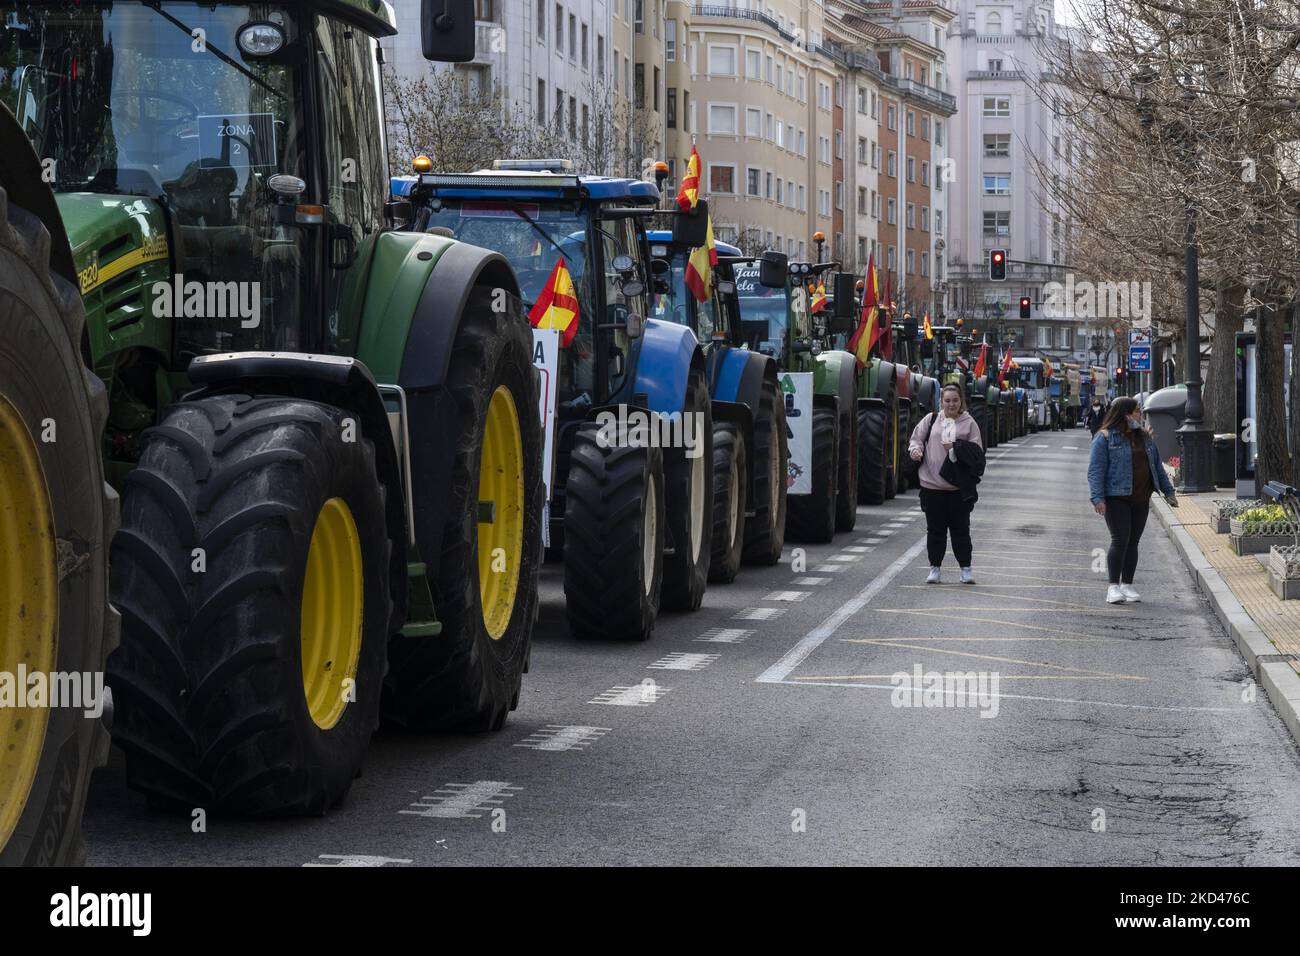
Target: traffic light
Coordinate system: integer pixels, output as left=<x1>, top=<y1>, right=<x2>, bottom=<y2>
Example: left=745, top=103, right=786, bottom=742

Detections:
left=1115, top=366, right=1124, bottom=383
left=1018, top=296, right=1031, bottom=319
left=989, top=249, right=1007, bottom=281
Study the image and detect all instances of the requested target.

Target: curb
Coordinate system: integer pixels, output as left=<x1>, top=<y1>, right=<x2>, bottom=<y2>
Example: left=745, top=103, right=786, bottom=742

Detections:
left=1153, top=497, right=1300, bottom=748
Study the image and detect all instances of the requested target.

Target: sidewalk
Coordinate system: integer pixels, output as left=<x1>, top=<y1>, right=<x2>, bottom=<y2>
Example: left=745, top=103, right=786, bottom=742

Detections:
left=1153, top=492, right=1300, bottom=747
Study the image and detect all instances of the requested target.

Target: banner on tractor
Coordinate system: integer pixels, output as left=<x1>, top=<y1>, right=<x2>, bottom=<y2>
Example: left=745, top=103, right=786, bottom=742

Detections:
left=532, top=329, right=560, bottom=547
left=782, top=372, right=814, bottom=495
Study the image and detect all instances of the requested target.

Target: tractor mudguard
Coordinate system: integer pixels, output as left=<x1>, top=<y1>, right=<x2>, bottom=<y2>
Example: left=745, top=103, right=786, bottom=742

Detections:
left=0, top=108, right=76, bottom=286
left=874, top=359, right=898, bottom=404
left=814, top=349, right=859, bottom=418
left=628, top=317, right=704, bottom=417
left=185, top=352, right=409, bottom=631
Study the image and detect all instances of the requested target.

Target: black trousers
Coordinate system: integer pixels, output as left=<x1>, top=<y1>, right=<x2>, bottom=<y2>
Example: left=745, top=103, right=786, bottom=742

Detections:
left=919, top=487, right=973, bottom=567
left=1103, top=496, right=1150, bottom=584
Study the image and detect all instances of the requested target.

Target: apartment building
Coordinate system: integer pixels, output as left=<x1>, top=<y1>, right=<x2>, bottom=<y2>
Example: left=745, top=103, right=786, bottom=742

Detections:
left=947, top=1, right=1085, bottom=360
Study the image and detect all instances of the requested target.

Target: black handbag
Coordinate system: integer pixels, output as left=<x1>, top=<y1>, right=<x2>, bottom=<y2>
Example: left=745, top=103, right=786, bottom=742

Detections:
left=902, top=412, right=937, bottom=484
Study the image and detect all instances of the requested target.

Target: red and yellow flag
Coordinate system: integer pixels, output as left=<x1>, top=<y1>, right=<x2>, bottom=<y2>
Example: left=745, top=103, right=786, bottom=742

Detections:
left=528, top=257, right=581, bottom=348
left=973, top=340, right=989, bottom=378
left=846, top=253, right=879, bottom=368
left=677, top=146, right=701, bottom=211
left=1044, top=356, right=1054, bottom=379
left=684, top=215, right=717, bottom=302
left=811, top=278, right=827, bottom=314
left=923, top=310, right=933, bottom=341
left=1000, top=346, right=1014, bottom=380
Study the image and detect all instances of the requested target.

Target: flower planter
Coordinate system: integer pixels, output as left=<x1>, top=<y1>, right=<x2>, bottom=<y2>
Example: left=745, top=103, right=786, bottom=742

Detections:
left=1229, top=517, right=1299, bottom=555
left=1210, top=498, right=1264, bottom=534
left=1268, top=546, right=1300, bottom=600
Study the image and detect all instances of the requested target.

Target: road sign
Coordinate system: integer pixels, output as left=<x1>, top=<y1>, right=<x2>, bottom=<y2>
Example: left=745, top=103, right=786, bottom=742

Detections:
left=1129, top=344, right=1152, bottom=371
left=1129, top=329, right=1152, bottom=346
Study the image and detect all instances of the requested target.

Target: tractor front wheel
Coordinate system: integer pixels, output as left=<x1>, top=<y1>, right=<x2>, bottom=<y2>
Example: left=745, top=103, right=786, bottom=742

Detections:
left=785, top=407, right=837, bottom=543
left=708, top=422, right=746, bottom=583
left=662, top=368, right=713, bottom=612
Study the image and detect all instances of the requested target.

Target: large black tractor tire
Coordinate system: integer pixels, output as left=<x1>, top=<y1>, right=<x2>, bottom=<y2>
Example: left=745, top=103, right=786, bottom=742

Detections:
left=883, top=408, right=899, bottom=500
left=0, top=187, right=117, bottom=865
left=858, top=403, right=889, bottom=505
left=835, top=411, right=858, bottom=532
left=785, top=407, right=837, bottom=543
left=384, top=299, right=542, bottom=732
left=708, top=422, right=746, bottom=583
left=563, top=426, right=665, bottom=641
left=107, top=395, right=392, bottom=815
left=894, top=407, right=914, bottom=494
left=741, top=375, right=787, bottom=565
left=662, top=368, right=713, bottom=611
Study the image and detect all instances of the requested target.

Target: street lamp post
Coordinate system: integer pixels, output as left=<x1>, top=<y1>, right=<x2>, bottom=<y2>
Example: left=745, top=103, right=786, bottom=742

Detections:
left=1133, top=68, right=1214, bottom=491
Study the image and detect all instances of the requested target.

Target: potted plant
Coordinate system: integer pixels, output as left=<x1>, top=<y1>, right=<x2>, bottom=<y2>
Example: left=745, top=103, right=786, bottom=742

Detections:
left=1268, top=545, right=1300, bottom=599
left=1210, top=498, right=1264, bottom=534
left=1229, top=504, right=1299, bottom=556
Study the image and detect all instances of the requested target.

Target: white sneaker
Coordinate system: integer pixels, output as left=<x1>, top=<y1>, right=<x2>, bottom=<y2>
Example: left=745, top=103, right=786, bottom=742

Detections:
left=926, top=567, right=941, bottom=584
left=1106, top=585, right=1125, bottom=604
left=960, top=567, right=975, bottom=585
left=1120, top=584, right=1141, bottom=603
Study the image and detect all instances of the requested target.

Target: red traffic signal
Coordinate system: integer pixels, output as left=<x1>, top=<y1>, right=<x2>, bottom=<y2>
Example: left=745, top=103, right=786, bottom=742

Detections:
left=989, top=249, right=1007, bottom=281
left=1018, top=296, right=1031, bottom=319
left=1114, top=366, right=1124, bottom=379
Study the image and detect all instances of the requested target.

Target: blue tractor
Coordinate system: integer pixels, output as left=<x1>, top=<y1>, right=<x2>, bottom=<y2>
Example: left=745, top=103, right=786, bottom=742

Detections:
left=646, top=230, right=788, bottom=581
left=394, top=162, right=712, bottom=641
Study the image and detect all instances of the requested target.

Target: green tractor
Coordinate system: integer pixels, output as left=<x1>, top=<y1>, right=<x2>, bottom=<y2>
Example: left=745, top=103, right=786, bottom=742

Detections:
left=733, top=253, right=860, bottom=541
left=3, top=0, right=544, bottom=816
left=0, top=102, right=117, bottom=865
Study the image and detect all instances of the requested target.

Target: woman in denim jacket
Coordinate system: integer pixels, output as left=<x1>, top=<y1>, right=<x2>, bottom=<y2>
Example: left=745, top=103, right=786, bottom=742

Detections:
left=1087, top=396, right=1177, bottom=604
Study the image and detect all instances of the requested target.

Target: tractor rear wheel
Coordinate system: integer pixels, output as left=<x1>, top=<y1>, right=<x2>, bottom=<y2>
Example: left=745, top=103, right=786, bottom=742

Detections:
left=741, top=376, right=787, bottom=565
left=857, top=403, right=889, bottom=506
left=0, top=187, right=117, bottom=864
left=785, top=407, right=837, bottom=543
left=563, top=425, right=665, bottom=641
left=384, top=297, right=542, bottom=732
left=835, top=411, right=858, bottom=532
left=662, top=368, right=713, bottom=611
left=108, top=395, right=392, bottom=814
left=708, top=422, right=746, bottom=583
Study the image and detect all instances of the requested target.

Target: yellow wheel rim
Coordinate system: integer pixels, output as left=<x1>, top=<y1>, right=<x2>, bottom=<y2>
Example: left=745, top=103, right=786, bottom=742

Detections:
left=300, top=498, right=364, bottom=731
left=0, top=393, right=57, bottom=850
left=477, top=386, right=525, bottom=641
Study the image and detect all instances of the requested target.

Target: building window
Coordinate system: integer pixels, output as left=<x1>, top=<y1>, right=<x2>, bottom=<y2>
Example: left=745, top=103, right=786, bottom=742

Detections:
left=858, top=187, right=868, bottom=214
left=988, top=58, right=1003, bottom=72
left=921, top=161, right=930, bottom=186
left=835, top=181, right=844, bottom=210
left=653, top=66, right=660, bottom=111
left=667, top=88, right=677, bottom=128
left=887, top=150, right=897, bottom=177
left=666, top=19, right=676, bottom=61
left=745, top=47, right=762, bottom=79
left=870, top=91, right=878, bottom=118
left=906, top=110, right=915, bottom=136
left=747, top=167, right=762, bottom=196
left=857, top=86, right=868, bottom=114
left=921, top=116, right=930, bottom=141
left=887, top=104, right=897, bottom=130
left=634, top=0, right=643, bottom=32
left=683, top=91, right=691, bottom=133
left=935, top=210, right=943, bottom=234
left=568, top=94, right=577, bottom=139
left=935, top=121, right=944, bottom=146
left=634, top=63, right=645, bottom=108
left=569, top=14, right=577, bottom=60
left=987, top=11, right=1003, bottom=34
left=581, top=23, right=589, bottom=68
left=555, top=3, right=563, bottom=49
left=555, top=88, right=564, bottom=126
left=745, top=107, right=761, bottom=137
left=765, top=172, right=773, bottom=199
left=1037, top=326, right=1052, bottom=349
left=887, top=198, right=897, bottom=224
left=982, top=96, right=1011, bottom=117
left=582, top=103, right=589, bottom=143
left=921, top=252, right=929, bottom=277
left=983, top=211, right=1011, bottom=236
left=907, top=157, right=915, bottom=182
left=983, top=175, right=1011, bottom=196
left=708, top=103, right=736, bottom=134
left=597, top=35, right=605, bottom=74
left=537, top=79, right=546, bottom=124
left=906, top=250, right=915, bottom=274
left=708, top=45, right=736, bottom=76
left=835, top=131, right=843, bottom=159
left=871, top=144, right=880, bottom=169
left=798, top=184, right=806, bottom=211
left=537, top=0, right=545, bottom=40
left=872, top=191, right=880, bottom=217
left=984, top=133, right=1011, bottom=157
left=887, top=245, right=897, bottom=271
left=710, top=164, right=736, bottom=194
left=776, top=178, right=784, bottom=204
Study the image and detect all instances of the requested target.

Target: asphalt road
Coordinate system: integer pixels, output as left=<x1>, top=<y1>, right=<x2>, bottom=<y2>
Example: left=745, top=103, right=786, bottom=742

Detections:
left=82, top=428, right=1300, bottom=866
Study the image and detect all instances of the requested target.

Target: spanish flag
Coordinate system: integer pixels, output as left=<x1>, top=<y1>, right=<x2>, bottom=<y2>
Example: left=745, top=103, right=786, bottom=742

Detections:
left=846, top=252, right=879, bottom=368
left=1044, top=356, right=1054, bottom=379
left=677, top=146, right=701, bottom=211
left=1000, top=346, right=1014, bottom=379
left=923, top=310, right=933, bottom=341
left=973, top=340, right=989, bottom=379
left=684, top=215, right=717, bottom=301
left=528, top=258, right=580, bottom=348
left=811, top=278, right=827, bottom=314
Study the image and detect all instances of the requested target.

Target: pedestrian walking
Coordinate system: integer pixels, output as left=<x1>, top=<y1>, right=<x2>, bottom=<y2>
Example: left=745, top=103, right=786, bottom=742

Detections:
left=1087, top=396, right=1177, bottom=604
left=908, top=384, right=984, bottom=584
left=1085, top=397, right=1104, bottom=435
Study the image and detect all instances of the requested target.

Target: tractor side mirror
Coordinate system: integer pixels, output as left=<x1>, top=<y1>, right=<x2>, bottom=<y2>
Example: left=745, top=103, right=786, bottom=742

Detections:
left=759, top=250, right=788, bottom=288
left=650, top=258, right=670, bottom=275
left=672, top=199, right=710, bottom=247
left=833, top=273, right=856, bottom=319
left=421, top=0, right=477, bottom=63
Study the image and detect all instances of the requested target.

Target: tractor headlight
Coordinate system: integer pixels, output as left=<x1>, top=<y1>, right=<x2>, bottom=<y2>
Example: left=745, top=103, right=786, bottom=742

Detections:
left=238, top=22, right=285, bottom=57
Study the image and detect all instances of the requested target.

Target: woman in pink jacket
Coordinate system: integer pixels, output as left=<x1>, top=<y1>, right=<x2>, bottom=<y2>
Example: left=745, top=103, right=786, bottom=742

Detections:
left=907, top=384, right=983, bottom=584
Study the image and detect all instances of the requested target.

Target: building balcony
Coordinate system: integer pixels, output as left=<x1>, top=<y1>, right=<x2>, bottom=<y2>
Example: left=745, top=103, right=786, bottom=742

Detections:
left=691, top=4, right=797, bottom=43
left=966, top=70, right=1026, bottom=81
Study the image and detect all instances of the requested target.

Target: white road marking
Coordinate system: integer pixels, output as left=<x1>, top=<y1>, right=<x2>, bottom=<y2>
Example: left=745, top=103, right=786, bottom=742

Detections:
left=304, top=855, right=413, bottom=867
left=589, top=684, right=669, bottom=706
left=876, top=529, right=895, bottom=537
left=764, top=589, right=809, bottom=601
left=1063, top=445, right=1080, bottom=449
left=734, top=606, right=787, bottom=620
left=696, top=627, right=755, bottom=643
left=757, top=537, right=929, bottom=684
left=826, top=554, right=861, bottom=563
left=842, top=546, right=872, bottom=553
left=514, top=725, right=612, bottom=751
left=649, top=652, right=720, bottom=671
left=794, top=576, right=830, bottom=585
left=401, top=781, right=521, bottom=819
left=813, top=564, right=847, bottom=573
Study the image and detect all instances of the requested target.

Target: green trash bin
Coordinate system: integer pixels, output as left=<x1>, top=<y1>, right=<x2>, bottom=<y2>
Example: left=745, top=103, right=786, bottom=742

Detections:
left=1212, top=434, right=1235, bottom=488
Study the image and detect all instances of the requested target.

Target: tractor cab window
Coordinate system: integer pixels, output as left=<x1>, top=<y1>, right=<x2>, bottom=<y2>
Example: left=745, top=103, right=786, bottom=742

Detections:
left=0, top=3, right=311, bottom=361
left=314, top=15, right=388, bottom=353
left=652, top=249, right=720, bottom=346
left=734, top=263, right=789, bottom=356
left=599, top=216, right=643, bottom=398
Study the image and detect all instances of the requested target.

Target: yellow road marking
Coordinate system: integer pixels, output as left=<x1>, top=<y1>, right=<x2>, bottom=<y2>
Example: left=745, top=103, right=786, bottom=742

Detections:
left=871, top=608, right=1100, bottom=640
left=898, top=582, right=1095, bottom=589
